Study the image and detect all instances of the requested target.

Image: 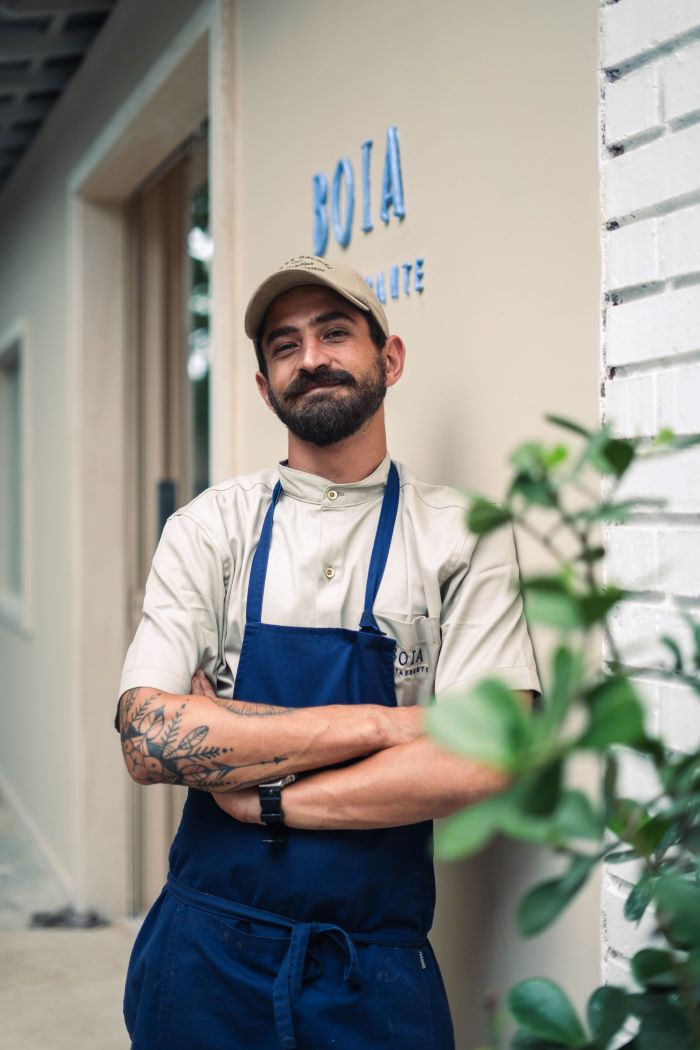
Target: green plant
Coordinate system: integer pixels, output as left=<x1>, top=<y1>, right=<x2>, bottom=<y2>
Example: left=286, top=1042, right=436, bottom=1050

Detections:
left=426, top=415, right=700, bottom=1050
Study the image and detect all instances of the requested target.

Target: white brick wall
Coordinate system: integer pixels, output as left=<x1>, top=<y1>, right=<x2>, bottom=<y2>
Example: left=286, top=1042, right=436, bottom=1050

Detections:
left=600, top=0, right=700, bottom=995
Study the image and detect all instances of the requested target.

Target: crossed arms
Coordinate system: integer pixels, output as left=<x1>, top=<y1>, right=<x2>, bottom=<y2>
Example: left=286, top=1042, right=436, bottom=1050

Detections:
left=117, top=675, right=533, bottom=830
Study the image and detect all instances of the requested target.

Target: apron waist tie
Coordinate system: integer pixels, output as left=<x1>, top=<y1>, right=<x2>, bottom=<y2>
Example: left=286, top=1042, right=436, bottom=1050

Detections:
left=166, top=873, right=425, bottom=1050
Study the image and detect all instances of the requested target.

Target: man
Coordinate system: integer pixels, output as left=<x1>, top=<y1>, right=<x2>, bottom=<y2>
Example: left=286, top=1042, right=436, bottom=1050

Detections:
left=116, top=254, right=542, bottom=1050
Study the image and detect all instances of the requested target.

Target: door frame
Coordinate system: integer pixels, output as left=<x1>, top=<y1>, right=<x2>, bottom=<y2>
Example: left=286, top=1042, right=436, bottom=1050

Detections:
left=67, top=0, right=238, bottom=916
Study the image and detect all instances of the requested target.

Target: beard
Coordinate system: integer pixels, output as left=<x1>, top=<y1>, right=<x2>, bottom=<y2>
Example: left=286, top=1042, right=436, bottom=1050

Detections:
left=265, top=358, right=387, bottom=447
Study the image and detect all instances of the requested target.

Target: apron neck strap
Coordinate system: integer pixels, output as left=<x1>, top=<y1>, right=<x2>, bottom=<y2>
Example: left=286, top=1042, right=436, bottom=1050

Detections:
left=246, top=463, right=400, bottom=630
left=246, top=480, right=283, bottom=624
left=359, top=461, right=400, bottom=632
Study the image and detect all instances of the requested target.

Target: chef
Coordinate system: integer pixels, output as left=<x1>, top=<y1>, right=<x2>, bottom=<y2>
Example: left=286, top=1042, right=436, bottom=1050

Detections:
left=116, top=254, right=541, bottom=1049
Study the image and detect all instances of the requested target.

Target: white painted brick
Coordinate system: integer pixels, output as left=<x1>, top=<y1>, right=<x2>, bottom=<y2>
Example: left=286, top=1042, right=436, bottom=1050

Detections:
left=658, top=678, right=700, bottom=750
left=603, top=0, right=700, bottom=69
left=605, top=285, right=700, bottom=366
left=601, top=950, right=636, bottom=993
left=606, top=217, right=659, bottom=289
left=602, top=122, right=700, bottom=220
left=631, top=675, right=661, bottom=736
left=664, top=38, right=700, bottom=122
left=602, top=873, right=660, bottom=958
left=614, top=444, right=700, bottom=514
left=657, top=362, right=700, bottom=434
left=603, top=523, right=657, bottom=590
left=605, top=600, right=700, bottom=670
left=656, top=526, right=700, bottom=594
left=616, top=745, right=663, bottom=802
left=604, top=601, right=660, bottom=670
left=660, top=203, right=700, bottom=277
left=603, top=373, right=655, bottom=436
left=606, top=63, right=661, bottom=144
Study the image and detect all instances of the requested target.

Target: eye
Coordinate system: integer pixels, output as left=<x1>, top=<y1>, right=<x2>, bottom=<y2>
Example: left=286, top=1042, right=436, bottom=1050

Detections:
left=271, top=341, right=296, bottom=356
left=325, top=328, right=349, bottom=340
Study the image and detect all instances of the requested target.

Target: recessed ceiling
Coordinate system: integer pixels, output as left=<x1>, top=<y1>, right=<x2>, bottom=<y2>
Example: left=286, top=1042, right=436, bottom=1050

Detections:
left=0, top=0, right=117, bottom=193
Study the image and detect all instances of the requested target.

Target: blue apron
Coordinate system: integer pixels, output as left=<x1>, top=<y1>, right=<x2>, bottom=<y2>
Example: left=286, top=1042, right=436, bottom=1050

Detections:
left=124, top=463, right=455, bottom=1050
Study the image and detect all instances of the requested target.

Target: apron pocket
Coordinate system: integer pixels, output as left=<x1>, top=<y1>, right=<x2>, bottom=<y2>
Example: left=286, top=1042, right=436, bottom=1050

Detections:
left=161, top=899, right=288, bottom=1050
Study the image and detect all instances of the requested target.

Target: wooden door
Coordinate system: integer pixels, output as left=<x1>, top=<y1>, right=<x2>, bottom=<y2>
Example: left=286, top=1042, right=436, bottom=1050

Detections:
left=127, top=130, right=210, bottom=913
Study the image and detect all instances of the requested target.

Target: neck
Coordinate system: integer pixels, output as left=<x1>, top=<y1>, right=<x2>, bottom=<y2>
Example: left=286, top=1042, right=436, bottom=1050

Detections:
left=286, top=407, right=388, bottom=483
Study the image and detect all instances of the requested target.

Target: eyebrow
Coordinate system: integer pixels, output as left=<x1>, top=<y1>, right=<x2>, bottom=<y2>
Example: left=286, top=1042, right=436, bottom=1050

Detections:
left=264, top=310, right=357, bottom=347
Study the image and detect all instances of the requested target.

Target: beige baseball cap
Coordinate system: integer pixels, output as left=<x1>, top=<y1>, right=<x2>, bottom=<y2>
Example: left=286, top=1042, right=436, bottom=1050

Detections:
left=244, top=255, right=390, bottom=341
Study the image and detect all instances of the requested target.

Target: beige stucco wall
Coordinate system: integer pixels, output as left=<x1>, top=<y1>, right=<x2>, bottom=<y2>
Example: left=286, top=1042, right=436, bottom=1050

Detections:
left=229, top=0, right=602, bottom=1044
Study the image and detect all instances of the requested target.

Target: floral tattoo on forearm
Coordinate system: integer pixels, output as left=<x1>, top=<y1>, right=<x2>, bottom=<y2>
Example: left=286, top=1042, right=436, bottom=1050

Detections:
left=119, top=688, right=289, bottom=789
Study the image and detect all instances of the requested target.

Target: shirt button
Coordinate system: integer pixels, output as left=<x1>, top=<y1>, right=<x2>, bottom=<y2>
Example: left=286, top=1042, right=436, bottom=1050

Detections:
left=323, top=566, right=335, bottom=580
left=327, top=489, right=339, bottom=501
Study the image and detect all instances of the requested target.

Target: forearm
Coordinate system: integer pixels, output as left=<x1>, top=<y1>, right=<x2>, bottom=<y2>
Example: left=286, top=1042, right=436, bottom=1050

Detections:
left=118, top=687, right=422, bottom=791
left=282, top=736, right=512, bottom=830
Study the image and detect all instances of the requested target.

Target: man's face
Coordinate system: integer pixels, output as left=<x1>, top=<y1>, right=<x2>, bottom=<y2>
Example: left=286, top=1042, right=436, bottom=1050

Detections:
left=257, top=285, right=387, bottom=448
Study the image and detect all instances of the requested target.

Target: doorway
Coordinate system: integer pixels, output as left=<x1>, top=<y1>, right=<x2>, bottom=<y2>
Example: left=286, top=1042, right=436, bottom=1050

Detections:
left=127, top=126, right=211, bottom=913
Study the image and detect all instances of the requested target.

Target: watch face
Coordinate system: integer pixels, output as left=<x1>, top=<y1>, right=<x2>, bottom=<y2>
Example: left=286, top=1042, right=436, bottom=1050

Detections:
left=260, top=775, right=296, bottom=789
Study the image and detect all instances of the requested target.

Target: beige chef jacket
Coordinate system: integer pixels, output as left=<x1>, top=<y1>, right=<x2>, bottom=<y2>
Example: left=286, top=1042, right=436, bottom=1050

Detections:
left=119, top=454, right=542, bottom=707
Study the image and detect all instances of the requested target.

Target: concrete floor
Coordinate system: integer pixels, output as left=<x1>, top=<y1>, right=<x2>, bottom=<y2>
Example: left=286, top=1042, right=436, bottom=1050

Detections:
left=0, top=793, right=135, bottom=1049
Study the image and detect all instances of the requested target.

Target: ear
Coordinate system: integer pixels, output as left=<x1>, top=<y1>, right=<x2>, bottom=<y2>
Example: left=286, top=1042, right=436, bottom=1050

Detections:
left=383, top=335, right=406, bottom=389
left=255, top=371, right=275, bottom=412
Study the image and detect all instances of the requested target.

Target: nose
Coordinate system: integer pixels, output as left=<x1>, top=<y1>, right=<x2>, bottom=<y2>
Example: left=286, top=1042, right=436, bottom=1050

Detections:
left=297, top=332, right=333, bottom=372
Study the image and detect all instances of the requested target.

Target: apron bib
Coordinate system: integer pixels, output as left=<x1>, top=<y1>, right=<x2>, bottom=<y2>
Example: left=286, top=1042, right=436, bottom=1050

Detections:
left=124, top=463, right=455, bottom=1050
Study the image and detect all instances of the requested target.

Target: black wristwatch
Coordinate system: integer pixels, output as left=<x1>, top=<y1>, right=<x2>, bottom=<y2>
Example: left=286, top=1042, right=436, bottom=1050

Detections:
left=259, top=774, right=296, bottom=844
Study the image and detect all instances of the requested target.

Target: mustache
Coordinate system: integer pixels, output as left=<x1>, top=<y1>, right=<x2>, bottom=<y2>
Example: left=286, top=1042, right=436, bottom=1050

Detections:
left=284, top=367, right=357, bottom=399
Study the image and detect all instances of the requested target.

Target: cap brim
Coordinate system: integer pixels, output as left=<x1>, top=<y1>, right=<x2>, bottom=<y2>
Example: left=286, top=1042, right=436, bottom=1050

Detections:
left=244, top=269, right=371, bottom=340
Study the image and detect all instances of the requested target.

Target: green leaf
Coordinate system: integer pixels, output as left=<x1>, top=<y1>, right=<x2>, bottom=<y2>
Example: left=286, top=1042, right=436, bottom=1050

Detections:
left=499, top=806, right=560, bottom=846
left=555, top=789, right=604, bottom=840
left=661, top=635, right=684, bottom=673
left=608, top=797, right=648, bottom=843
left=467, top=499, right=512, bottom=534
left=633, top=993, right=694, bottom=1050
left=511, top=1032, right=566, bottom=1049
left=605, top=848, right=637, bottom=864
left=578, top=586, right=626, bottom=626
left=521, top=577, right=582, bottom=630
left=652, top=427, right=676, bottom=446
left=433, top=793, right=506, bottom=860
left=519, top=762, right=564, bottom=817
left=543, top=646, right=584, bottom=730
left=544, top=414, right=591, bottom=438
left=631, top=948, right=678, bottom=989
left=510, top=472, right=559, bottom=508
left=508, top=978, right=588, bottom=1046
left=603, top=752, right=618, bottom=824
left=633, top=813, right=677, bottom=856
left=575, top=545, right=606, bottom=564
left=594, top=438, right=636, bottom=478
left=586, top=985, right=630, bottom=1045
left=578, top=678, right=646, bottom=749
left=426, top=677, right=531, bottom=770
left=681, top=611, right=700, bottom=672
left=655, top=875, right=700, bottom=948
left=624, top=872, right=657, bottom=922
left=573, top=498, right=666, bottom=524
left=518, top=856, right=594, bottom=936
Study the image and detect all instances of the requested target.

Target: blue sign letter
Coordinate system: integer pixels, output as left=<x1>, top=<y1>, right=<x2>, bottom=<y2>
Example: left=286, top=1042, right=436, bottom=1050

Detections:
left=312, top=173, right=328, bottom=256
left=331, top=159, right=354, bottom=249
left=379, top=126, right=406, bottom=225
left=361, top=139, right=373, bottom=233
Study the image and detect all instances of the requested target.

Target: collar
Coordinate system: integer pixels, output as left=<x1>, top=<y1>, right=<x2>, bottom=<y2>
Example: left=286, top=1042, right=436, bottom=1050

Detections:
left=277, top=453, right=392, bottom=507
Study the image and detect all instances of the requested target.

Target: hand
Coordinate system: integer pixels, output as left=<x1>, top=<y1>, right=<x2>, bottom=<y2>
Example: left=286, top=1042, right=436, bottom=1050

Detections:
left=191, top=668, right=217, bottom=699
left=213, top=787, right=262, bottom=824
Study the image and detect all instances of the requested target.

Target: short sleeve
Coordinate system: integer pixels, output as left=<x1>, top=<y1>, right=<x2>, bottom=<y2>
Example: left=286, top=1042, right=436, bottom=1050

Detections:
left=118, top=512, right=229, bottom=699
left=435, top=520, right=542, bottom=701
